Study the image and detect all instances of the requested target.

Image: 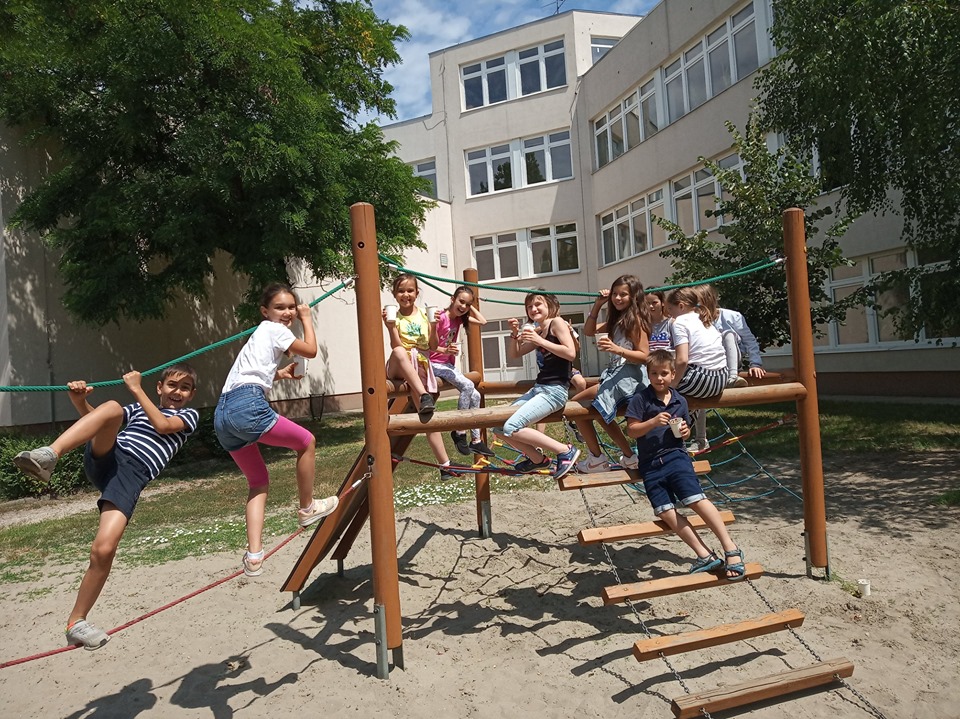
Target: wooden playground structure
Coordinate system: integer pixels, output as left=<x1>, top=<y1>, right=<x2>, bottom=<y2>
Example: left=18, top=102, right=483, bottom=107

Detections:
left=280, top=204, right=853, bottom=716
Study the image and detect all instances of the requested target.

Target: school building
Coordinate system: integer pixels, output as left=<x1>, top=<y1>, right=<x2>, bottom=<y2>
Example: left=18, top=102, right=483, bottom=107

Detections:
left=1, top=0, right=957, bottom=428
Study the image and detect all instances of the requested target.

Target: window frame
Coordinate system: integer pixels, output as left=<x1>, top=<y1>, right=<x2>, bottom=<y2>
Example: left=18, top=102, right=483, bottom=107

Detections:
left=460, top=38, right=567, bottom=111
left=472, top=223, right=580, bottom=281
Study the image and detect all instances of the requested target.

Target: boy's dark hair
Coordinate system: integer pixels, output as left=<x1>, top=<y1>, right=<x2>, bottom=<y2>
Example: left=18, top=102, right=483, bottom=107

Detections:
left=160, top=363, right=198, bottom=388
left=645, top=349, right=676, bottom=371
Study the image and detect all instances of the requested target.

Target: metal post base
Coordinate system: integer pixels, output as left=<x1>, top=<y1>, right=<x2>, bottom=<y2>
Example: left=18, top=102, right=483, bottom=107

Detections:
left=392, top=646, right=404, bottom=671
left=374, top=603, right=390, bottom=679
left=291, top=590, right=301, bottom=611
left=337, top=559, right=344, bottom=577
left=802, top=530, right=832, bottom=580
left=479, top=500, right=492, bottom=538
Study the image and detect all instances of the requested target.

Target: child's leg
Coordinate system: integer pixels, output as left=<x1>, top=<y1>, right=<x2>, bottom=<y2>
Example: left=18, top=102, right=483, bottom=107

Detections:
left=258, top=416, right=317, bottom=509
left=693, top=410, right=708, bottom=447
left=229, top=443, right=270, bottom=553
left=722, top=330, right=742, bottom=379
left=657, top=508, right=714, bottom=559
left=602, top=419, right=635, bottom=457
left=51, top=400, right=125, bottom=458
left=425, top=432, right=450, bottom=465
left=571, top=385, right=603, bottom=456
left=67, top=503, right=128, bottom=626
left=685, top=499, right=741, bottom=577
left=387, top=347, right=427, bottom=399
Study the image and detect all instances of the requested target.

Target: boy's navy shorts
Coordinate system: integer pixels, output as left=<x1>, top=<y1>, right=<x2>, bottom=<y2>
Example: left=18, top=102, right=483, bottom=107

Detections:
left=84, top=443, right=152, bottom=520
left=639, top=450, right=706, bottom=515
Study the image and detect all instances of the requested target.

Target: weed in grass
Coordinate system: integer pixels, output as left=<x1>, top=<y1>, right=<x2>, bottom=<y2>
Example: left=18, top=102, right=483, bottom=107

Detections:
left=936, top=489, right=960, bottom=507
left=22, top=586, right=53, bottom=600
left=828, top=570, right=863, bottom=598
left=0, top=561, right=42, bottom=585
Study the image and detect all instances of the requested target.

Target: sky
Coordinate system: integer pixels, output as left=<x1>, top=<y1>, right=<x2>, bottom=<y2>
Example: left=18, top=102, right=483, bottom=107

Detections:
left=364, top=0, right=660, bottom=124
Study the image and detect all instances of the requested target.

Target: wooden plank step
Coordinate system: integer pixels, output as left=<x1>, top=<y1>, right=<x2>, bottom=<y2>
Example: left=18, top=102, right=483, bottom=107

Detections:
left=579, top=509, right=735, bottom=546
left=633, top=609, right=805, bottom=662
left=603, top=562, right=764, bottom=604
left=671, top=657, right=854, bottom=718
left=559, top=459, right=710, bottom=492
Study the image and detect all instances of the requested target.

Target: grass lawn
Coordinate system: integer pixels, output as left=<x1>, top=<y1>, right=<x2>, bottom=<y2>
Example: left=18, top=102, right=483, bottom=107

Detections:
left=0, top=397, right=957, bottom=581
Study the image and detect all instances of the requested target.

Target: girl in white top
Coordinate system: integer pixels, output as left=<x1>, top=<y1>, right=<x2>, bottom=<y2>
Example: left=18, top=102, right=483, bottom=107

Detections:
left=666, top=285, right=727, bottom=399
left=214, top=283, right=339, bottom=577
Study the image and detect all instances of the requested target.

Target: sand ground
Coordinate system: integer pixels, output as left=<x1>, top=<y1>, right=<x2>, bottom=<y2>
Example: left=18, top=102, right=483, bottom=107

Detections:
left=0, top=451, right=957, bottom=719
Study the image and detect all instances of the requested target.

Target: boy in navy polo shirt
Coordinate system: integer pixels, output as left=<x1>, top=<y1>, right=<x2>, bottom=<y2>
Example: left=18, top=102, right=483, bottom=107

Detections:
left=625, top=350, right=745, bottom=580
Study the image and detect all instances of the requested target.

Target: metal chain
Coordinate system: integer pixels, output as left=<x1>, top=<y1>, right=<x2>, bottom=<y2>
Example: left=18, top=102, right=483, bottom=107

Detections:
left=577, top=489, right=712, bottom=716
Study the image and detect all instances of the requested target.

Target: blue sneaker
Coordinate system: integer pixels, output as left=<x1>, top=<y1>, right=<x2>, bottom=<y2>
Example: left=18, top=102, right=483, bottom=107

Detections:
left=513, top=456, right=551, bottom=473
left=553, top=445, right=581, bottom=480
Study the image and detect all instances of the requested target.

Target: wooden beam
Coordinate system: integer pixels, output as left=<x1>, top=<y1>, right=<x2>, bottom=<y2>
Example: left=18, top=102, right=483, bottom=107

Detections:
left=387, top=383, right=808, bottom=435
left=671, top=658, right=854, bottom=718
left=603, top=563, right=764, bottom=604
left=578, top=510, right=733, bottom=547
left=558, top=460, right=710, bottom=492
left=633, top=609, right=805, bottom=662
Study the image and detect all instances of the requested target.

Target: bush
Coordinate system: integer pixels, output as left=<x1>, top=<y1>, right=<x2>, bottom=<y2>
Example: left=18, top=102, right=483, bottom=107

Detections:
left=0, top=433, right=89, bottom=499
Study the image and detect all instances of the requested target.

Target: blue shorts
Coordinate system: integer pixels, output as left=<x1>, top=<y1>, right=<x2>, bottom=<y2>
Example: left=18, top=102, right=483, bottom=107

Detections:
left=214, top=384, right=279, bottom=452
left=85, top=444, right=152, bottom=520
left=639, top=450, right=706, bottom=515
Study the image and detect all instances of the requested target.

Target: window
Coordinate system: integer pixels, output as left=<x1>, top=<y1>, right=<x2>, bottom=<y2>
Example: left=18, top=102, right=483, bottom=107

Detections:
left=480, top=320, right=525, bottom=372
left=472, top=224, right=579, bottom=281
left=670, top=166, right=723, bottom=238
left=594, top=79, right=659, bottom=168
left=599, top=189, right=666, bottom=265
left=412, top=159, right=437, bottom=199
left=467, top=131, right=572, bottom=197
left=461, top=39, right=566, bottom=110
left=462, top=56, right=507, bottom=110
left=591, top=37, right=618, bottom=64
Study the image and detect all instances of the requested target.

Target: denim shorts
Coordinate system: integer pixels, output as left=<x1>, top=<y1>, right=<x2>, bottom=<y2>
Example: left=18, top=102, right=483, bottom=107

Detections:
left=214, top=384, right=279, bottom=452
left=496, top=383, right=569, bottom=437
left=85, top=444, right=152, bottom=520
left=640, top=449, right=706, bottom=515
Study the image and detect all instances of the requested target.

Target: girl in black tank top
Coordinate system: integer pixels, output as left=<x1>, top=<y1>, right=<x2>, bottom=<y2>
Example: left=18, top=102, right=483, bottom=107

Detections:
left=492, top=292, right=581, bottom=481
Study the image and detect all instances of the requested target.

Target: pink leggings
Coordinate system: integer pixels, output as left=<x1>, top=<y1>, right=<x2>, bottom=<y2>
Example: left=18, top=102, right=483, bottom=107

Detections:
left=228, top=415, right=314, bottom=489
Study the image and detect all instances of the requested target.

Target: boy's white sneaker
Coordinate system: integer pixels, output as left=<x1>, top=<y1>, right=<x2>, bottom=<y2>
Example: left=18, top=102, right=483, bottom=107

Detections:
left=619, top=453, right=639, bottom=469
left=13, top=446, right=58, bottom=483
left=575, top=453, right=608, bottom=474
left=65, top=620, right=110, bottom=651
left=297, top=496, right=339, bottom=527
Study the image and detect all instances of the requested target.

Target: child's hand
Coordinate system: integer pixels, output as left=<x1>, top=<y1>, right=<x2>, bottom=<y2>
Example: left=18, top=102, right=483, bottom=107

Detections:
left=679, top=421, right=691, bottom=439
left=520, top=327, right=540, bottom=345
left=122, top=371, right=143, bottom=393
left=296, top=304, right=311, bottom=322
left=507, top=318, right=520, bottom=332
left=66, top=380, right=92, bottom=397
left=652, top=411, right=672, bottom=427
left=597, top=336, right=616, bottom=353
left=595, top=289, right=609, bottom=304
left=748, top=366, right=766, bottom=379
left=446, top=343, right=460, bottom=356
left=276, top=363, right=299, bottom=381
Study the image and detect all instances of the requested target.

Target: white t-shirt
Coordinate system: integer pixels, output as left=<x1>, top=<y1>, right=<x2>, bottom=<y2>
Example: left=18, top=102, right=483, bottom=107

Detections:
left=671, top=312, right=726, bottom=370
left=221, top=321, right=296, bottom=393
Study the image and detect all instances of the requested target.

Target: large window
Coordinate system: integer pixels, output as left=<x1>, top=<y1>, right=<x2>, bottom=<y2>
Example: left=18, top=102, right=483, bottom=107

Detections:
left=461, top=39, right=566, bottom=111
left=473, top=224, right=579, bottom=281
left=467, top=131, right=572, bottom=197
left=600, top=189, right=666, bottom=265
left=595, top=79, right=658, bottom=168
left=412, top=159, right=437, bottom=199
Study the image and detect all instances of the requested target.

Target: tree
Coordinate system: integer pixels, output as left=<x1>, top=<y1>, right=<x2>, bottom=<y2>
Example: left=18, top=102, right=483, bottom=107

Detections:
left=657, top=119, right=854, bottom=350
left=0, top=0, right=431, bottom=325
left=757, top=0, right=960, bottom=340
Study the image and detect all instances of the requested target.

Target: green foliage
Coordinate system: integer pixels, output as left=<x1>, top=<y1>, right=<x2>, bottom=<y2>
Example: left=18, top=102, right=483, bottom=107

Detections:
left=0, top=0, right=431, bottom=325
left=757, top=0, right=960, bottom=340
left=0, top=433, right=88, bottom=499
left=657, top=118, right=856, bottom=349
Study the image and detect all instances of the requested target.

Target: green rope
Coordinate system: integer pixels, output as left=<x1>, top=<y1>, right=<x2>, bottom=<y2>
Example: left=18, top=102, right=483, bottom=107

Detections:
left=0, top=279, right=353, bottom=393
left=379, top=253, right=782, bottom=299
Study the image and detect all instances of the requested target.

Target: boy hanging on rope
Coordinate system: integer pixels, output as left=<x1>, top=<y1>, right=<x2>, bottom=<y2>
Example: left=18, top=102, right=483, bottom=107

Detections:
left=13, top=365, right=200, bottom=650
left=624, top=350, right=746, bottom=580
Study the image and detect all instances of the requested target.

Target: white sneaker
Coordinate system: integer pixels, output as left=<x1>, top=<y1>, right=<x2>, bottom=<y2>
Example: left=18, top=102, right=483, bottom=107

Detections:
left=297, top=496, right=339, bottom=527
left=575, top=453, right=608, bottom=474
left=727, top=375, right=748, bottom=388
left=619, top=453, right=639, bottom=469
left=65, top=619, right=110, bottom=651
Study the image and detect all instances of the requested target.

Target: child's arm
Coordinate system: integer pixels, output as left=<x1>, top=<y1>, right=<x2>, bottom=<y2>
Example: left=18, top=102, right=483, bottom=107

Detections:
left=427, top=312, right=439, bottom=352
left=529, top=318, right=577, bottom=361
left=733, top=312, right=766, bottom=377
left=602, top=326, right=649, bottom=364
left=672, top=343, right=689, bottom=387
left=626, top=412, right=674, bottom=438
left=66, top=381, right=95, bottom=417
left=383, top=309, right=403, bottom=349
left=123, top=372, right=188, bottom=434
left=287, top=304, right=318, bottom=359
left=506, top=318, right=530, bottom=359
left=584, top=290, right=608, bottom=337
left=467, top=305, right=488, bottom=325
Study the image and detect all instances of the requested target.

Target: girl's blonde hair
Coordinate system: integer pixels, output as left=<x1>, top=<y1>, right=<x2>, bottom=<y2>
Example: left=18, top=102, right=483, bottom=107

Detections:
left=666, top=286, right=712, bottom=328
left=695, top=284, right=721, bottom=324
left=524, top=290, right=560, bottom=319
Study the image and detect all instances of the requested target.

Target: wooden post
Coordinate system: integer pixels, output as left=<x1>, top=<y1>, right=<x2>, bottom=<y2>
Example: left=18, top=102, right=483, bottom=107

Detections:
left=783, top=208, right=829, bottom=572
left=463, top=268, right=491, bottom=537
left=349, top=202, right=403, bottom=675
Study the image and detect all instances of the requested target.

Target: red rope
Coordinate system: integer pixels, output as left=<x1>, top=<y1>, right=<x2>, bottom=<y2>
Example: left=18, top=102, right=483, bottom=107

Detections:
left=691, top=414, right=796, bottom=457
left=0, top=528, right=304, bottom=669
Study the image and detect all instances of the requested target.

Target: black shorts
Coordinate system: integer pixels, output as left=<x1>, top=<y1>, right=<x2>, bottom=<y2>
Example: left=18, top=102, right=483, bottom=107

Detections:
left=84, top=443, right=152, bottom=520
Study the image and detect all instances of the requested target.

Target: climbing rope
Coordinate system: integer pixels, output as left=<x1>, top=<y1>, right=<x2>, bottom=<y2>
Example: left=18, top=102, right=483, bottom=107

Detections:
left=0, top=278, right=354, bottom=393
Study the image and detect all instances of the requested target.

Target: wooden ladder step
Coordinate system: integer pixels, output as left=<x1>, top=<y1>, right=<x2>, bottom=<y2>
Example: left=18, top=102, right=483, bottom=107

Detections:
left=633, top=608, right=805, bottom=662
left=559, top=459, right=710, bottom=492
left=579, top=509, right=735, bottom=546
left=671, top=657, right=854, bottom=718
left=603, top=563, right=764, bottom=604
